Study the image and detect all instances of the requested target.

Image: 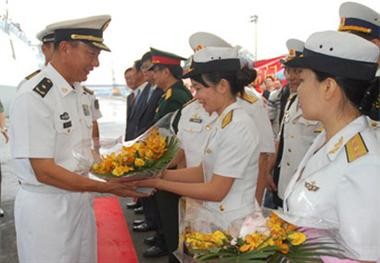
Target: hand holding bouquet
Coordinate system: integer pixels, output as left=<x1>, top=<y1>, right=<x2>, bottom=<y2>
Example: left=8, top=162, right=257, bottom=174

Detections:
left=90, top=112, right=179, bottom=181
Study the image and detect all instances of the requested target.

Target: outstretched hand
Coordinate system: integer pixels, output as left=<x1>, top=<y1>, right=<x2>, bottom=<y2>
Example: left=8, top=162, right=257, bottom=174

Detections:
left=133, top=178, right=162, bottom=189
left=106, top=180, right=150, bottom=198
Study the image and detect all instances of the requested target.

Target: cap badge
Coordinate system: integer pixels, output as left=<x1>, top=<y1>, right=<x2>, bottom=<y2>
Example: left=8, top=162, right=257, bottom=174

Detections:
left=193, top=44, right=205, bottom=52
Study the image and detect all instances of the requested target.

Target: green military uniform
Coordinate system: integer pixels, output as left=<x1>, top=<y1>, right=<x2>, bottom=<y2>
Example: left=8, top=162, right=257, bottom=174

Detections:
left=155, top=81, right=192, bottom=256
left=154, top=80, right=193, bottom=132
left=149, top=47, right=193, bottom=258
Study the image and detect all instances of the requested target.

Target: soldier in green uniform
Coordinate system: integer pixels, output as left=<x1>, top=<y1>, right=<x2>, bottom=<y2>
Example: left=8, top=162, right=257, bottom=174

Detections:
left=144, top=48, right=192, bottom=261
left=150, top=48, right=193, bottom=132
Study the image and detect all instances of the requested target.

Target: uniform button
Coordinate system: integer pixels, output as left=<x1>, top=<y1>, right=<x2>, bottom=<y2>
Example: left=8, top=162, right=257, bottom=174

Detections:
left=292, top=121, right=296, bottom=125
left=219, top=205, right=224, bottom=212
left=287, top=162, right=290, bottom=166
left=206, top=125, right=211, bottom=130
left=206, top=148, right=212, bottom=154
left=290, top=135, right=294, bottom=139
left=288, top=149, right=291, bottom=152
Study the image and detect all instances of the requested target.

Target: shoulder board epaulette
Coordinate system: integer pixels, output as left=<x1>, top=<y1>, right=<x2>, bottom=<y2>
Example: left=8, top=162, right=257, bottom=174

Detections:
left=164, top=88, right=173, bottom=100
left=25, top=69, right=41, bottom=80
left=344, top=133, right=368, bottom=163
left=83, top=86, right=94, bottom=95
left=239, top=91, right=258, bottom=104
left=222, top=110, right=233, bottom=129
left=33, top=78, right=53, bottom=98
left=182, top=98, right=197, bottom=109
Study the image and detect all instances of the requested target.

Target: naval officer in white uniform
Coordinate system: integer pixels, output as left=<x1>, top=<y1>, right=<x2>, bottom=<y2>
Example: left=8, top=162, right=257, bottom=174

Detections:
left=136, top=46, right=261, bottom=229
left=282, top=31, right=380, bottom=262
left=9, top=15, right=145, bottom=263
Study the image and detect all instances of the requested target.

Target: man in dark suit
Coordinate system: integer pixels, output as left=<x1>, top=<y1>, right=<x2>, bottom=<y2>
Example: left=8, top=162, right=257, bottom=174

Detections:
left=135, top=53, right=163, bottom=137
left=130, top=53, right=164, bottom=236
left=125, top=60, right=150, bottom=141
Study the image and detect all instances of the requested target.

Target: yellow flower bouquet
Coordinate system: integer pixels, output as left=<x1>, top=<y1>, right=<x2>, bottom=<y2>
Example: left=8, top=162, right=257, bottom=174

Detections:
left=184, top=212, right=343, bottom=262
left=91, top=127, right=179, bottom=179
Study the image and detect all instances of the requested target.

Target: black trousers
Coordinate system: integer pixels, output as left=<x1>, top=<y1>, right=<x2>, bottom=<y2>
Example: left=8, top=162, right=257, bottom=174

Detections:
left=272, top=166, right=283, bottom=208
left=155, top=190, right=180, bottom=253
left=141, top=195, right=161, bottom=229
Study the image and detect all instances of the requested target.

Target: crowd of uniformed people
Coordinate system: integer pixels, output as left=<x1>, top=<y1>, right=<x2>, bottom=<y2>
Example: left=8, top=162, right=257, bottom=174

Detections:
left=2, top=1, right=380, bottom=262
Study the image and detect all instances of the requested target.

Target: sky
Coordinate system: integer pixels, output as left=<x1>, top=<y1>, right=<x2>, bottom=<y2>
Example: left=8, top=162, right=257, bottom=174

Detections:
left=1, top=0, right=380, bottom=86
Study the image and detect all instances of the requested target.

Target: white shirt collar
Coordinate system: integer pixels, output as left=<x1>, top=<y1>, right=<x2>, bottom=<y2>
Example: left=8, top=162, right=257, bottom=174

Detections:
left=323, top=115, right=369, bottom=161
left=45, top=63, right=75, bottom=97
left=133, top=82, right=147, bottom=95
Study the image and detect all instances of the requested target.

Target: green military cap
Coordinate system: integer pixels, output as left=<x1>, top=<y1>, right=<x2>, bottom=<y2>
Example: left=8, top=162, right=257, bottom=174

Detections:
left=46, top=15, right=112, bottom=52
left=149, top=47, right=186, bottom=69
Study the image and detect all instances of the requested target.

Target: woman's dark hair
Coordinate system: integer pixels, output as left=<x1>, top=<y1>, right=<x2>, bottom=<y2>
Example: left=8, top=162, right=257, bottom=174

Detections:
left=314, top=70, right=379, bottom=119
left=200, top=67, right=256, bottom=96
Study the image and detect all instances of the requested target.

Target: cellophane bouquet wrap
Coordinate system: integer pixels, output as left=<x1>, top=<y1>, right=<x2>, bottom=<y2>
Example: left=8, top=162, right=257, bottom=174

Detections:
left=179, top=206, right=346, bottom=263
left=73, top=112, right=180, bottom=181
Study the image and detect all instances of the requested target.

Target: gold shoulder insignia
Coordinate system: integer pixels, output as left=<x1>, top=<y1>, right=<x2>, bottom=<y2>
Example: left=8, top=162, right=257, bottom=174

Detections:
left=25, top=69, right=41, bottom=80
left=239, top=91, right=258, bottom=104
left=221, top=111, right=233, bottom=129
left=182, top=98, right=196, bottom=109
left=33, top=78, right=53, bottom=98
left=165, top=88, right=173, bottom=100
left=83, top=86, right=94, bottom=95
left=314, top=127, right=324, bottom=133
left=344, top=133, right=368, bottom=163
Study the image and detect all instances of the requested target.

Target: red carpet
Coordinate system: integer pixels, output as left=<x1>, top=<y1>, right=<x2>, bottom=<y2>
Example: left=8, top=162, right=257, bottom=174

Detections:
left=94, top=196, right=138, bottom=263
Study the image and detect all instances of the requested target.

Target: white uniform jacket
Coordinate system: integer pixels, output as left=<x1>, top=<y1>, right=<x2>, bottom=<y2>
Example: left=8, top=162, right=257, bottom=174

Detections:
left=177, top=100, right=215, bottom=167
left=239, top=87, right=275, bottom=154
left=283, top=116, right=380, bottom=261
left=202, top=102, right=260, bottom=229
left=277, top=95, right=322, bottom=199
left=9, top=63, right=97, bottom=263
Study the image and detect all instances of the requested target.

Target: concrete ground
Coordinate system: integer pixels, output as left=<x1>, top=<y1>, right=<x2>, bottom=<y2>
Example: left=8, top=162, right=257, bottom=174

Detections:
left=0, top=97, right=169, bottom=263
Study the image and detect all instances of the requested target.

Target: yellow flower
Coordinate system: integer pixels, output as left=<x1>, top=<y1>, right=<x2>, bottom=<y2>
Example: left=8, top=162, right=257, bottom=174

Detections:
left=91, top=127, right=168, bottom=176
left=134, top=158, right=145, bottom=167
left=239, top=233, right=268, bottom=252
left=288, top=232, right=306, bottom=246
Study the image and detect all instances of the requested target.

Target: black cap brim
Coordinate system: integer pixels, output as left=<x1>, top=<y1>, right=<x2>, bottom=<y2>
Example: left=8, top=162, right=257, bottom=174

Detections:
left=285, top=49, right=377, bottom=80
left=182, top=59, right=240, bottom=79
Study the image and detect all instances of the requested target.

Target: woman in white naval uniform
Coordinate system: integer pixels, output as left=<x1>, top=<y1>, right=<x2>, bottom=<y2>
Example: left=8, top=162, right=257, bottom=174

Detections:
left=281, top=31, right=380, bottom=262
left=136, top=46, right=260, bottom=229
left=9, top=16, right=145, bottom=263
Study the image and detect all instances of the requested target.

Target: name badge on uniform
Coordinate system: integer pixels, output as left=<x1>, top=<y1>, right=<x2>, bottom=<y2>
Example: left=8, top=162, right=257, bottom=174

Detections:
left=82, top=104, right=90, bottom=116
left=189, top=113, right=202, bottom=123
left=304, top=181, right=319, bottom=192
left=63, top=121, right=72, bottom=129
